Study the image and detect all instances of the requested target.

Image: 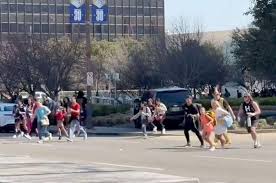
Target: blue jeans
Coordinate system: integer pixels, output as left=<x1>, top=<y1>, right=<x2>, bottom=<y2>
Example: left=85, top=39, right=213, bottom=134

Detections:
left=37, top=121, right=50, bottom=140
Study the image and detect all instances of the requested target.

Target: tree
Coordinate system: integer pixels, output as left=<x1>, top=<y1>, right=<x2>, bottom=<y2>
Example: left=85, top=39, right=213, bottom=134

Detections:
left=232, top=0, right=276, bottom=85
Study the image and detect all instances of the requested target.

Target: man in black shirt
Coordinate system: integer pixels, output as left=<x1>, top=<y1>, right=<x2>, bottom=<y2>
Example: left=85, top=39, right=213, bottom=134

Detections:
left=183, top=96, right=204, bottom=147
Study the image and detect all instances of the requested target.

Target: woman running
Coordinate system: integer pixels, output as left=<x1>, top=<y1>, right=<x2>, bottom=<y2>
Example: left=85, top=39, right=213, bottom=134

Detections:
left=238, top=92, right=261, bottom=148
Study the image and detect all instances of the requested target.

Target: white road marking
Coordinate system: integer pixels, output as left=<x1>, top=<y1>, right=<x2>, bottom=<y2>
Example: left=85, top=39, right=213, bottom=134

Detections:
left=91, top=162, right=164, bottom=171
left=194, top=155, right=272, bottom=163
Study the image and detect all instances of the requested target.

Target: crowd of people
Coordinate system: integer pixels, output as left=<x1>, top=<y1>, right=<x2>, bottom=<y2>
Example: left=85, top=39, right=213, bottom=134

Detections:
left=131, top=88, right=262, bottom=151
left=12, top=93, right=88, bottom=144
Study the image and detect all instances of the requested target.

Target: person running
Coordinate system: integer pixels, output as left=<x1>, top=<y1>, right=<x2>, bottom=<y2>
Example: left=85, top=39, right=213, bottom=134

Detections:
left=13, top=100, right=31, bottom=140
left=199, top=107, right=215, bottom=151
left=62, top=97, right=71, bottom=128
left=26, top=97, right=34, bottom=135
left=56, top=104, right=71, bottom=141
left=147, top=98, right=158, bottom=133
left=153, top=98, right=167, bottom=134
left=34, top=99, right=52, bottom=144
left=212, top=100, right=230, bottom=149
left=130, top=102, right=152, bottom=138
left=69, top=96, right=88, bottom=141
left=211, top=88, right=235, bottom=144
left=237, top=92, right=261, bottom=148
left=183, top=96, right=204, bottom=147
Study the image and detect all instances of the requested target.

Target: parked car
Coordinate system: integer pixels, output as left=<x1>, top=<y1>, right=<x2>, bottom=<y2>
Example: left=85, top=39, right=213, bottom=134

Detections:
left=134, top=87, right=191, bottom=129
left=0, top=103, right=15, bottom=132
left=19, top=91, right=52, bottom=102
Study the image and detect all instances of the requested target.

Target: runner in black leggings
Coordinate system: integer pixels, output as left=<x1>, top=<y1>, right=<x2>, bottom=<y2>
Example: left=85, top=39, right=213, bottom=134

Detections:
left=183, top=96, right=204, bottom=147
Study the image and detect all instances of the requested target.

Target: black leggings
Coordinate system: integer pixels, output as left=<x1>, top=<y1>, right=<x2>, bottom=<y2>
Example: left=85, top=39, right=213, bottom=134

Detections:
left=184, top=116, right=204, bottom=145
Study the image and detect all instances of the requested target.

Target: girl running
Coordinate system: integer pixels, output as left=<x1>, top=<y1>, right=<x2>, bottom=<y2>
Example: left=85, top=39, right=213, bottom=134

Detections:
left=199, top=107, right=215, bottom=151
left=238, top=93, right=261, bottom=148
left=212, top=100, right=230, bottom=149
left=56, top=104, right=71, bottom=141
left=130, top=102, right=152, bottom=138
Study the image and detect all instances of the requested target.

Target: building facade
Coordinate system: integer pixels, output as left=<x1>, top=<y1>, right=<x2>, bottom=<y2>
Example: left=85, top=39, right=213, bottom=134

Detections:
left=0, top=0, right=165, bottom=41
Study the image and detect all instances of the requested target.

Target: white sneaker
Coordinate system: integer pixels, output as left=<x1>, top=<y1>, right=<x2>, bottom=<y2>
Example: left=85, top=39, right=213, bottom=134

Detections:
left=49, top=133, right=53, bottom=141
left=37, top=140, right=43, bottom=144
left=18, top=132, right=24, bottom=138
left=209, top=146, right=216, bottom=151
left=65, top=137, right=73, bottom=142
left=153, top=127, right=158, bottom=133
left=254, top=141, right=262, bottom=148
left=23, top=134, right=32, bottom=140
left=83, top=133, right=88, bottom=140
left=72, top=134, right=76, bottom=138
left=12, top=135, right=17, bottom=139
left=161, top=128, right=166, bottom=135
left=143, top=134, right=148, bottom=139
left=42, top=137, right=49, bottom=141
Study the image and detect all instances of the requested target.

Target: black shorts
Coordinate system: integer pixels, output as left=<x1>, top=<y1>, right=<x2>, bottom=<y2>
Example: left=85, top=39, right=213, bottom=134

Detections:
left=246, top=120, right=259, bottom=133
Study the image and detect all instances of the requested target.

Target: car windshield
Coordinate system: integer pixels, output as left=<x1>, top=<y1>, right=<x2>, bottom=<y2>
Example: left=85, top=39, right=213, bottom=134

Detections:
left=156, top=90, right=190, bottom=106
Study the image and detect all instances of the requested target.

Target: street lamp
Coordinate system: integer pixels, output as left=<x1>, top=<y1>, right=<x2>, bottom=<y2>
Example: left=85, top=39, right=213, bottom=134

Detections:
left=85, top=0, right=93, bottom=127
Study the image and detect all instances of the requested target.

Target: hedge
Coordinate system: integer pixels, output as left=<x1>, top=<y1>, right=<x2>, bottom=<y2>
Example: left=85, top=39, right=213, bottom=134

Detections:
left=195, top=97, right=276, bottom=109
left=92, top=104, right=131, bottom=117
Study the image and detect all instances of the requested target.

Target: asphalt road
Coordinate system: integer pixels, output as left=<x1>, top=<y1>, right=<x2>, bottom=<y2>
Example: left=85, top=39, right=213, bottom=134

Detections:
left=0, top=132, right=276, bottom=183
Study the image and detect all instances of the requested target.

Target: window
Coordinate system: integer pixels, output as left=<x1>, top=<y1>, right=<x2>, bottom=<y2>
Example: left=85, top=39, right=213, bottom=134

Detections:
left=33, top=24, right=41, bottom=33
left=18, top=4, right=25, bottom=13
left=157, top=0, right=164, bottom=7
left=95, top=25, right=102, bottom=33
left=10, top=23, right=17, bottom=32
left=18, top=24, right=25, bottom=32
left=42, top=24, right=49, bottom=33
left=33, top=5, right=41, bottom=13
left=2, top=23, right=9, bottom=32
left=130, top=7, right=136, bottom=16
left=9, top=4, right=17, bottom=13
left=56, top=24, right=64, bottom=33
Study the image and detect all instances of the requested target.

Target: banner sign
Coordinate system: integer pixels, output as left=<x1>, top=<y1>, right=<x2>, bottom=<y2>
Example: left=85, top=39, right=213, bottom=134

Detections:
left=92, top=0, right=108, bottom=23
left=69, top=0, right=86, bottom=23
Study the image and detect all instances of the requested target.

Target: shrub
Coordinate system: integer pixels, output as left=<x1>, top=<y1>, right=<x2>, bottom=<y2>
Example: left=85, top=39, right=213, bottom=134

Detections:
left=92, top=104, right=130, bottom=117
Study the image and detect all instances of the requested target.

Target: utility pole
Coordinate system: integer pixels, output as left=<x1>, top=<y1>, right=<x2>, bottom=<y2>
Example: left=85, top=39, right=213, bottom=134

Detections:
left=85, top=0, right=93, bottom=127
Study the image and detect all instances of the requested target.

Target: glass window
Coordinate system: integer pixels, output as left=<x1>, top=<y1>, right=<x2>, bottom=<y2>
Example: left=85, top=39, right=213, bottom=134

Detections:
left=123, top=25, right=129, bottom=34
left=49, top=5, right=56, bottom=14
left=57, top=6, right=64, bottom=14
left=10, top=23, right=17, bottom=32
left=9, top=14, right=17, bottom=23
left=108, top=0, right=115, bottom=6
left=116, top=17, right=122, bottom=24
left=33, top=15, right=41, bottom=23
left=102, top=25, right=108, bottom=34
left=33, top=24, right=41, bottom=33
left=109, top=16, right=116, bottom=24
left=144, top=26, right=150, bottom=34
left=41, top=5, right=48, bottom=13
left=95, top=25, right=102, bottom=33
left=137, top=17, right=143, bottom=24
left=144, top=8, right=150, bottom=16
left=116, top=7, right=122, bottom=15
left=158, top=8, right=164, bottom=16
left=41, top=15, right=48, bottom=22
left=157, top=0, right=164, bottom=7
left=33, top=5, right=41, bottom=13
left=18, top=14, right=25, bottom=22
left=130, top=7, right=137, bottom=16
left=26, top=5, right=32, bottom=13
left=2, top=14, right=8, bottom=22
left=57, top=15, right=64, bottom=23
left=123, top=0, right=129, bottom=6
left=2, top=4, right=8, bottom=13
left=116, top=25, right=123, bottom=35
left=49, top=24, right=55, bottom=33
left=130, top=17, right=136, bottom=24
left=18, top=24, right=25, bottom=32
left=151, top=8, right=157, bottom=15
left=123, top=17, right=129, bottom=24
left=18, top=4, right=25, bottom=13
left=123, top=7, right=129, bottom=16
left=130, top=0, right=136, bottom=6
left=158, top=17, right=164, bottom=25
left=109, top=7, right=115, bottom=15
left=9, top=4, right=17, bottom=13
left=2, top=23, right=9, bottom=32
left=138, top=8, right=143, bottom=16
left=65, top=24, right=72, bottom=33
left=138, top=25, right=144, bottom=34
left=144, top=0, right=151, bottom=7
left=151, top=0, right=157, bottom=6
left=137, top=0, right=143, bottom=6
left=110, top=25, right=116, bottom=33
left=56, top=24, right=64, bottom=33
left=42, top=24, right=49, bottom=33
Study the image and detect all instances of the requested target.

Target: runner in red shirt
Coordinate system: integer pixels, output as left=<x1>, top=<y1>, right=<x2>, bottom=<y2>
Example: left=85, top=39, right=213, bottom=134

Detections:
left=69, top=96, right=87, bottom=141
left=56, top=104, right=71, bottom=141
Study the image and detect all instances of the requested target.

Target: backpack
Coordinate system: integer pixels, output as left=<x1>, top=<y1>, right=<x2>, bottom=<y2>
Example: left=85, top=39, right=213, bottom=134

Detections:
left=207, top=110, right=217, bottom=126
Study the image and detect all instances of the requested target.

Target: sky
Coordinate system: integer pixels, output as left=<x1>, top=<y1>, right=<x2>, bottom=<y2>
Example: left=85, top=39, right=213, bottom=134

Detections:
left=165, top=0, right=254, bottom=32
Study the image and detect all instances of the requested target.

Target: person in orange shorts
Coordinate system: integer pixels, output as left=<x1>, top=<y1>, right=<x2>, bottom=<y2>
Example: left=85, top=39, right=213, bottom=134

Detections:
left=199, top=107, right=215, bottom=151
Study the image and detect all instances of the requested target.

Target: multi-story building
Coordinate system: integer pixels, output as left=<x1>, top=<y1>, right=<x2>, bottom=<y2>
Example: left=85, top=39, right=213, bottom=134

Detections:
left=0, top=0, right=165, bottom=41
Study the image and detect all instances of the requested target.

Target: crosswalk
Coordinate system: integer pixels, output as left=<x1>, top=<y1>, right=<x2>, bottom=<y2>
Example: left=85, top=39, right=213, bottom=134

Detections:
left=0, top=154, right=199, bottom=183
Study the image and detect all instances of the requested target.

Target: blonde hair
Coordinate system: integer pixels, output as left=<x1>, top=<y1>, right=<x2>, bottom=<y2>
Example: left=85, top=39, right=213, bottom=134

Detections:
left=211, top=100, right=220, bottom=109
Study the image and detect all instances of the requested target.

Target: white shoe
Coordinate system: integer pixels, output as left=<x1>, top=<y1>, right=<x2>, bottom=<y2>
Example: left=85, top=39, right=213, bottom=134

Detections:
left=72, top=134, right=76, bottom=138
left=153, top=127, right=158, bottom=133
left=18, top=132, right=24, bottom=138
left=49, top=133, right=53, bottom=141
left=37, top=140, right=43, bottom=144
left=65, top=137, right=73, bottom=142
left=209, top=146, right=216, bottom=151
left=143, top=134, right=148, bottom=139
left=161, top=128, right=166, bottom=135
left=254, top=141, right=261, bottom=148
left=42, top=137, right=49, bottom=141
left=23, top=134, right=32, bottom=140
left=12, top=135, right=17, bottom=139
left=83, top=133, right=88, bottom=140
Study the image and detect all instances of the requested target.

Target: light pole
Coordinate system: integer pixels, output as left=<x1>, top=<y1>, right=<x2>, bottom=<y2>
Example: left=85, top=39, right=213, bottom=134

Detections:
left=85, top=0, right=93, bottom=127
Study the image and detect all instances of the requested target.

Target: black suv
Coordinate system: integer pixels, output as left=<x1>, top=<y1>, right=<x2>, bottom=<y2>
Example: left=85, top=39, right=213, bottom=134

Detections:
left=134, top=87, right=191, bottom=128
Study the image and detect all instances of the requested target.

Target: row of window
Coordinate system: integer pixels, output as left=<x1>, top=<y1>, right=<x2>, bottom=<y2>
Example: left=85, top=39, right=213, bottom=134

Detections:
left=2, top=0, right=164, bottom=7
left=0, top=5, right=164, bottom=17
left=1, top=15, right=164, bottom=25
left=0, top=23, right=164, bottom=34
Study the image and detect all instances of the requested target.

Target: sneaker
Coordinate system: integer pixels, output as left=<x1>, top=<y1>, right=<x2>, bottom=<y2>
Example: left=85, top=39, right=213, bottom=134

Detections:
left=200, top=144, right=205, bottom=148
left=49, top=133, right=53, bottom=141
left=42, top=137, right=49, bottom=141
left=209, top=146, right=216, bottom=151
left=37, top=140, right=43, bottom=144
left=58, top=136, right=62, bottom=140
left=254, top=141, right=262, bottom=149
left=185, top=143, right=192, bottom=147
left=153, top=127, right=158, bottom=133
left=143, top=134, right=148, bottom=139
left=23, top=134, right=32, bottom=140
left=65, top=137, right=73, bottom=142
left=83, top=133, right=88, bottom=140
left=12, top=134, right=17, bottom=139
left=161, top=128, right=166, bottom=135
left=18, top=132, right=24, bottom=138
